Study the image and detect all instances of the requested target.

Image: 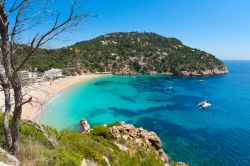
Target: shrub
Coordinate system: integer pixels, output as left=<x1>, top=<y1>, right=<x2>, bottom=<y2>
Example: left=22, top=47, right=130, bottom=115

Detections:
left=0, top=112, right=167, bottom=166
left=58, top=132, right=107, bottom=165
left=113, top=149, right=164, bottom=166
left=90, top=126, right=110, bottom=139
left=37, top=149, right=80, bottom=166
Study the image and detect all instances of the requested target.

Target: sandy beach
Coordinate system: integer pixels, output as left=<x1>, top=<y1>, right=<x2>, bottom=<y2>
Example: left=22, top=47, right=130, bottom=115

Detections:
left=0, top=74, right=104, bottom=122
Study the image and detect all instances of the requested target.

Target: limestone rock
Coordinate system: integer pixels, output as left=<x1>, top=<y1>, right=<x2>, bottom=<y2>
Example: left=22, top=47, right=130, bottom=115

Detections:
left=0, top=162, right=11, bottom=166
left=178, top=67, right=229, bottom=76
left=0, top=147, right=20, bottom=166
left=108, top=123, right=169, bottom=164
left=114, top=142, right=128, bottom=152
left=80, top=119, right=90, bottom=133
left=147, top=132, right=162, bottom=149
left=102, top=156, right=110, bottom=166
left=81, top=158, right=97, bottom=166
left=177, top=162, right=188, bottom=166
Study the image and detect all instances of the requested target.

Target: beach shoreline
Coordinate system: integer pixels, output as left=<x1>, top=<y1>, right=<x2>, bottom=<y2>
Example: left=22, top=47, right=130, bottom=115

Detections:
left=18, top=74, right=104, bottom=122
left=0, top=70, right=228, bottom=123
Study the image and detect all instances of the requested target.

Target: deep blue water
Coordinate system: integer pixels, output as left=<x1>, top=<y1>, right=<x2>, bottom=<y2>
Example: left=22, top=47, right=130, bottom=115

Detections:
left=41, top=61, right=250, bottom=166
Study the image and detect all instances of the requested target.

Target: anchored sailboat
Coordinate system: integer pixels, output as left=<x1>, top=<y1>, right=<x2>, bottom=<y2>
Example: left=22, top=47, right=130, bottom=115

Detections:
left=198, top=96, right=211, bottom=109
left=166, top=77, right=173, bottom=91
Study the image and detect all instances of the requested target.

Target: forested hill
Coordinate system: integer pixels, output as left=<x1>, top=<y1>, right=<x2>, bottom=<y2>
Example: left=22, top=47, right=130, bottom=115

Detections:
left=28, top=32, right=228, bottom=76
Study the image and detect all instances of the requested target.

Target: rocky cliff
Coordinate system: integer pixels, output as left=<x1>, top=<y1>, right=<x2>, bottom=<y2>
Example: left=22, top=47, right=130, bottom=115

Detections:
left=108, top=122, right=169, bottom=164
left=80, top=119, right=187, bottom=166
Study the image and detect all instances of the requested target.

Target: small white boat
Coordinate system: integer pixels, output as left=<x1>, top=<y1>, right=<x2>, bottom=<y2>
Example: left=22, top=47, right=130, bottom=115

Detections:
left=198, top=100, right=211, bottom=109
left=166, top=77, right=173, bottom=91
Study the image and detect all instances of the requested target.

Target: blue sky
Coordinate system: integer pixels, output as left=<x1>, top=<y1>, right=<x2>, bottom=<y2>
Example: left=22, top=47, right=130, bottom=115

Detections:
left=15, top=0, right=250, bottom=60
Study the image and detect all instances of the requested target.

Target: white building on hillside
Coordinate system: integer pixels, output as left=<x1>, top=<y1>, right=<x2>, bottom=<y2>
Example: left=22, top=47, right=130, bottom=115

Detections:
left=101, top=41, right=109, bottom=45
left=0, top=66, right=38, bottom=81
left=19, top=71, right=37, bottom=81
left=44, top=68, right=63, bottom=78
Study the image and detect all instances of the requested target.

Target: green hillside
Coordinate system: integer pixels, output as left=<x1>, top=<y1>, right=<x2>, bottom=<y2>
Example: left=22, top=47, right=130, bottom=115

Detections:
left=27, top=32, right=228, bottom=76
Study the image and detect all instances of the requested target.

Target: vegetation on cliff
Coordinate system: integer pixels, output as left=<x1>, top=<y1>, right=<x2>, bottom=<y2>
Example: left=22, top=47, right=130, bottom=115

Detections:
left=26, top=32, right=228, bottom=76
left=0, top=113, right=185, bottom=166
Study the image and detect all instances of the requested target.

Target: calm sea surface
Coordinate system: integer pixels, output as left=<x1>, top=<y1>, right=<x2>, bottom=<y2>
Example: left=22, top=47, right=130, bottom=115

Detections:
left=41, top=61, right=250, bottom=166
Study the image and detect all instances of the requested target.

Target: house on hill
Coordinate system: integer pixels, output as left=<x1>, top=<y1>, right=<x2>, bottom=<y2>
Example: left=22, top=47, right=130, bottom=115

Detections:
left=44, top=68, right=63, bottom=78
left=19, top=71, right=37, bottom=81
left=0, top=65, right=37, bottom=81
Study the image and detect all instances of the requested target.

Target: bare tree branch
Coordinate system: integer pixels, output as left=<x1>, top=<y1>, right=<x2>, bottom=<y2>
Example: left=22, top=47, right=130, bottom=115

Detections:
left=0, top=0, right=88, bottom=155
left=14, top=0, right=87, bottom=74
left=0, top=1, right=8, bottom=29
left=23, top=120, right=58, bottom=147
left=7, top=0, right=27, bottom=15
left=21, top=96, right=32, bottom=106
left=9, top=0, right=28, bottom=69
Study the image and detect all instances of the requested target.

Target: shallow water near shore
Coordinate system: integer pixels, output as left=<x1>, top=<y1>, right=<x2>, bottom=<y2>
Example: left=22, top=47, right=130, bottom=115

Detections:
left=41, top=61, right=250, bottom=166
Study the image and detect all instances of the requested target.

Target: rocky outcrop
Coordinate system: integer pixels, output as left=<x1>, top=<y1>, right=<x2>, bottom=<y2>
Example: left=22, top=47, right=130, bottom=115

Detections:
left=81, top=156, right=110, bottom=166
left=178, top=67, right=229, bottom=76
left=108, top=122, right=169, bottom=164
left=0, top=147, right=20, bottom=166
left=79, top=119, right=187, bottom=166
left=0, top=162, right=11, bottom=166
left=80, top=119, right=90, bottom=133
left=81, top=158, right=97, bottom=166
left=102, top=156, right=110, bottom=166
left=114, top=67, right=229, bottom=76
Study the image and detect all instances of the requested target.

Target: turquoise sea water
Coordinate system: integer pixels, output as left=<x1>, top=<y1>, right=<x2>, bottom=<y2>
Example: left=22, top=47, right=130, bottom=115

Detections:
left=41, top=61, right=250, bottom=166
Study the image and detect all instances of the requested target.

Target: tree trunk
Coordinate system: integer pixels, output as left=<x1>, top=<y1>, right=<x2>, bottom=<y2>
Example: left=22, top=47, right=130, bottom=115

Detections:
left=0, top=73, right=12, bottom=150
left=11, top=86, right=23, bottom=155
left=3, top=84, right=12, bottom=150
